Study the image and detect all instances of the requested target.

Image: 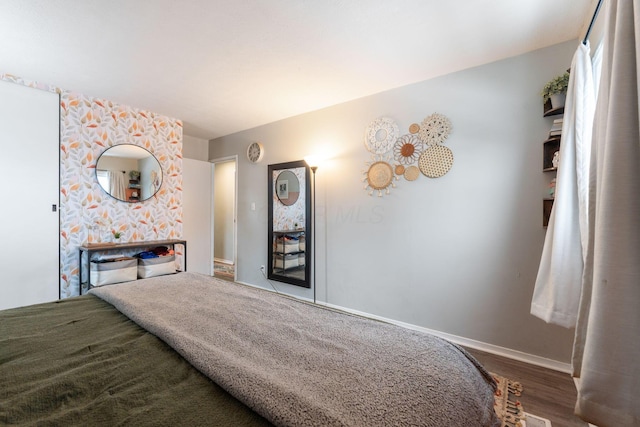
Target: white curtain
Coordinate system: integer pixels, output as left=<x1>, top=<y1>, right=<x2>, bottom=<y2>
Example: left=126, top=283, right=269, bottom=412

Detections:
left=572, top=1, right=640, bottom=425
left=108, top=170, right=126, bottom=200
left=530, top=42, right=597, bottom=328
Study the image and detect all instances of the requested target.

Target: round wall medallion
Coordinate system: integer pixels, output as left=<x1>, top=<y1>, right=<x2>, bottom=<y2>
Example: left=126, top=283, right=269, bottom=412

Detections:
left=367, top=161, right=394, bottom=190
left=247, top=142, right=264, bottom=163
left=418, top=145, right=454, bottom=178
left=419, top=113, right=452, bottom=146
left=365, top=117, right=399, bottom=154
left=393, top=134, right=423, bottom=165
left=404, top=165, right=420, bottom=181
left=395, top=164, right=405, bottom=175
left=409, top=123, right=420, bottom=134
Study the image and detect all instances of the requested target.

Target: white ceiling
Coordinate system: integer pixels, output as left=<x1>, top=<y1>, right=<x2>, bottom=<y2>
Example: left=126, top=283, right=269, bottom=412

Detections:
left=1, top=0, right=596, bottom=140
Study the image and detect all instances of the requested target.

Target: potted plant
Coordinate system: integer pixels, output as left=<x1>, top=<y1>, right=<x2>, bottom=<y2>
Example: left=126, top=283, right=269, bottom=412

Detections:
left=542, top=72, right=570, bottom=109
left=112, top=230, right=122, bottom=242
left=129, top=170, right=141, bottom=181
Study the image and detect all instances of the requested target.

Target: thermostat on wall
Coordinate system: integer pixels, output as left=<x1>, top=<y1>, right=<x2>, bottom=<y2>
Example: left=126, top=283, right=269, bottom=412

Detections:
left=247, top=142, right=264, bottom=163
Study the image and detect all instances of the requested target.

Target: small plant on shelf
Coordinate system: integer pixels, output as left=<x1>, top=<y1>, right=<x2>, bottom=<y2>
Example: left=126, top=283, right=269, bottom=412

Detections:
left=112, top=230, right=122, bottom=240
left=541, top=72, right=570, bottom=105
left=129, top=170, right=140, bottom=181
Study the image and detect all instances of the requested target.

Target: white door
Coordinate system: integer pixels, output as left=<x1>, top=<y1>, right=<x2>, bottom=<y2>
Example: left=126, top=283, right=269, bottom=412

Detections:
left=0, top=80, right=60, bottom=310
left=182, top=158, right=213, bottom=275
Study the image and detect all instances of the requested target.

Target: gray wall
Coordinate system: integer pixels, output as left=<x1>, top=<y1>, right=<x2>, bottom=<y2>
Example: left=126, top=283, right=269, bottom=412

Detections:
left=183, top=134, right=209, bottom=161
left=210, top=40, right=578, bottom=363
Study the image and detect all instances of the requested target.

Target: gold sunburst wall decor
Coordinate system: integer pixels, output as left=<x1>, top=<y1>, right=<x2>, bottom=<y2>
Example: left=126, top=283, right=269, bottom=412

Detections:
left=362, top=155, right=397, bottom=197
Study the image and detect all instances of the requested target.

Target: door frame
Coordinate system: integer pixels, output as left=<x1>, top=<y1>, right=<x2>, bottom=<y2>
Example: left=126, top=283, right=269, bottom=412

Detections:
left=210, top=155, right=238, bottom=281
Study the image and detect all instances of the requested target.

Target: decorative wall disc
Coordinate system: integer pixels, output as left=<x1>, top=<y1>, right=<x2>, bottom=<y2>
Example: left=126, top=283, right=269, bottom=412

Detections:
left=362, top=158, right=397, bottom=197
left=418, top=145, right=454, bottom=178
left=409, top=123, right=420, bottom=134
left=419, top=113, right=452, bottom=146
left=395, top=164, right=405, bottom=175
left=367, top=161, right=394, bottom=189
left=393, top=134, right=423, bottom=165
left=404, top=165, right=420, bottom=181
left=365, top=117, right=399, bottom=154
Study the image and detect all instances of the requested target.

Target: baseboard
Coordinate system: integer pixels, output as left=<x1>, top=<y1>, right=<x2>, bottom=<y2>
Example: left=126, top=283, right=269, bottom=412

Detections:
left=213, top=257, right=234, bottom=265
left=234, top=280, right=572, bottom=374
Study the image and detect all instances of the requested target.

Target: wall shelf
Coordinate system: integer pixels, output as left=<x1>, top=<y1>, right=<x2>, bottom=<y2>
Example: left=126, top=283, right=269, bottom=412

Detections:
left=541, top=97, right=563, bottom=226
left=543, top=137, right=561, bottom=171
left=543, top=99, right=564, bottom=117
left=78, top=239, right=187, bottom=294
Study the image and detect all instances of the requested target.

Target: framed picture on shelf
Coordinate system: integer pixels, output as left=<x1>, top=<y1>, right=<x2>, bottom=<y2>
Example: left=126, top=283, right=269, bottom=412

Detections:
left=277, top=180, right=289, bottom=200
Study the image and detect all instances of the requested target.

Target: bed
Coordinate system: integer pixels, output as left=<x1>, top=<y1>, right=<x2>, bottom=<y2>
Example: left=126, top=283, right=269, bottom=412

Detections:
left=1, top=272, right=500, bottom=426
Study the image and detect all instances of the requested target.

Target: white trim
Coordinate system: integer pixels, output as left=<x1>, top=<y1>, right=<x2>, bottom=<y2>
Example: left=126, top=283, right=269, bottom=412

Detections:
left=208, top=154, right=238, bottom=163
left=208, top=162, right=215, bottom=276
left=214, top=257, right=234, bottom=265
left=210, top=155, right=239, bottom=282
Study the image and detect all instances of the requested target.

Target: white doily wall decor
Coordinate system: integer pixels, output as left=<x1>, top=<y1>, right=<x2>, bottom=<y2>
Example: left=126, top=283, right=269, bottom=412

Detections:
left=393, top=134, right=423, bottom=165
left=365, top=117, right=399, bottom=154
left=362, top=156, right=397, bottom=197
left=418, top=145, right=454, bottom=178
left=419, top=113, right=452, bottom=146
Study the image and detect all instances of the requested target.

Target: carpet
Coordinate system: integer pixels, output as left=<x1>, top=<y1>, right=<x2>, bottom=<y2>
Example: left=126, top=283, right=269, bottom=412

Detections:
left=492, top=373, right=525, bottom=427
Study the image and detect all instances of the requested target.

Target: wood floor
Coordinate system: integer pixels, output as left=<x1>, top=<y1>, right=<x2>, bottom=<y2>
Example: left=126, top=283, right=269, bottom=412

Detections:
left=466, top=348, right=589, bottom=427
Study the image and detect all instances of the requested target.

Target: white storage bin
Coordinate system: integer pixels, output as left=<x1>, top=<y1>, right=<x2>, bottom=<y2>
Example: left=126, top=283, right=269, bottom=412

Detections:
left=90, top=258, right=137, bottom=286
left=299, top=235, right=306, bottom=251
left=274, top=254, right=298, bottom=270
left=137, top=255, right=176, bottom=279
left=276, top=237, right=299, bottom=254
left=298, top=253, right=305, bottom=266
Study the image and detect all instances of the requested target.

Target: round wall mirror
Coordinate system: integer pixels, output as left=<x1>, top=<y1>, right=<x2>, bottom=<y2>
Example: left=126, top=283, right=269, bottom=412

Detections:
left=96, top=144, right=162, bottom=203
left=275, top=170, right=300, bottom=206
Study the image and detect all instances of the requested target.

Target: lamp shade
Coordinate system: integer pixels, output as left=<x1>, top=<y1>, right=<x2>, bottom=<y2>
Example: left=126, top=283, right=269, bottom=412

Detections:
left=304, top=156, right=319, bottom=171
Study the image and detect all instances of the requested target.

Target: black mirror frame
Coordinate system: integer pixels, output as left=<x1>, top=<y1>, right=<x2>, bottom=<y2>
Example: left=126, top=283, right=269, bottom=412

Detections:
left=95, top=144, right=163, bottom=203
left=267, top=160, right=311, bottom=288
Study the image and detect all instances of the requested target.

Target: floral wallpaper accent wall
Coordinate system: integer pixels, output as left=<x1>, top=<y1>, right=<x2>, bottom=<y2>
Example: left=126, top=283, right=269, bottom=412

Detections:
left=60, top=92, right=183, bottom=298
left=1, top=73, right=183, bottom=298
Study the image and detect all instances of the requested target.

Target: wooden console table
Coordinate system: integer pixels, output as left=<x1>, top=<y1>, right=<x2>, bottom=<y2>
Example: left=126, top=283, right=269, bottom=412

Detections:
left=78, top=239, right=187, bottom=295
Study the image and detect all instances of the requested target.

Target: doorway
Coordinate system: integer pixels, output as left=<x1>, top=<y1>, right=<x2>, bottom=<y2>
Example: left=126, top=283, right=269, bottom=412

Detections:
left=212, top=157, right=237, bottom=281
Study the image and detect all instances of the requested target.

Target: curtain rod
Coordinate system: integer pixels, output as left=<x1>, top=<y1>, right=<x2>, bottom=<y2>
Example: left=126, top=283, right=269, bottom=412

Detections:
left=583, top=0, right=604, bottom=45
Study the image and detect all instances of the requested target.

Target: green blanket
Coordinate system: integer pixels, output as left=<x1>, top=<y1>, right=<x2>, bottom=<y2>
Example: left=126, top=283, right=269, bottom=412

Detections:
left=0, top=295, right=271, bottom=426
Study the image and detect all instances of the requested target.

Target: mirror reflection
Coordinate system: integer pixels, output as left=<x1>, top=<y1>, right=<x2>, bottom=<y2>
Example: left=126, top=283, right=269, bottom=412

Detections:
left=96, top=144, right=162, bottom=202
left=275, top=170, right=300, bottom=206
left=268, top=161, right=311, bottom=288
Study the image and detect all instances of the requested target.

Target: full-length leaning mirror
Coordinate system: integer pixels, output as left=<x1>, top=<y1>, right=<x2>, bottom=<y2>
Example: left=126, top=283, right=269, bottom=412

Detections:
left=96, top=144, right=162, bottom=203
left=268, top=160, right=311, bottom=288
